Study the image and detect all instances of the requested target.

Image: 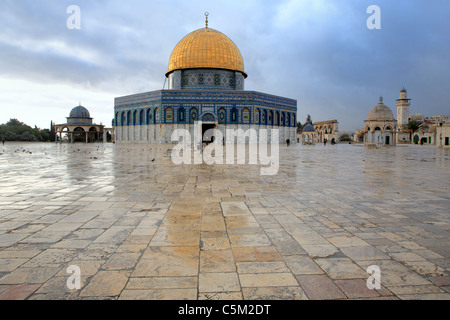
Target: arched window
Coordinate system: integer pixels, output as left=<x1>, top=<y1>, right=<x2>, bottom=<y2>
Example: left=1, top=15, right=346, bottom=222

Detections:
left=255, top=109, right=260, bottom=124
left=154, top=108, right=160, bottom=124
left=121, top=112, right=126, bottom=126
left=127, top=111, right=131, bottom=126
left=202, top=113, right=215, bottom=122
left=218, top=108, right=226, bottom=124
left=275, top=111, right=279, bottom=126
left=140, top=109, right=145, bottom=125
left=189, top=108, right=198, bottom=124
left=147, top=108, right=152, bottom=125
left=231, top=108, right=238, bottom=124
left=165, top=107, right=174, bottom=123
left=268, top=110, right=273, bottom=125
left=115, top=112, right=119, bottom=126
left=178, top=107, right=185, bottom=123
left=262, top=110, right=267, bottom=125
left=242, top=108, right=250, bottom=123
left=281, top=112, right=285, bottom=126
left=133, top=110, right=138, bottom=125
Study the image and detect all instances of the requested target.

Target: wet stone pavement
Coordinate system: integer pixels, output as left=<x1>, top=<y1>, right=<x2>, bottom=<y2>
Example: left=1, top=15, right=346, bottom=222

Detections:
left=0, top=142, right=449, bottom=300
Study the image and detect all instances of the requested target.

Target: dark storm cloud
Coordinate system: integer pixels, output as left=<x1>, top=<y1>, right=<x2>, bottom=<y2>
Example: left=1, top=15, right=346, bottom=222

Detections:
left=0, top=0, right=449, bottom=131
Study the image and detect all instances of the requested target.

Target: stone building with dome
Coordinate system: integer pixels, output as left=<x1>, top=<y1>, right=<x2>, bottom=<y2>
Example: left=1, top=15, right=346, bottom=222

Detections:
left=55, top=105, right=107, bottom=143
left=113, top=15, right=297, bottom=144
left=301, top=124, right=317, bottom=145
left=356, top=88, right=449, bottom=147
left=364, top=97, right=397, bottom=146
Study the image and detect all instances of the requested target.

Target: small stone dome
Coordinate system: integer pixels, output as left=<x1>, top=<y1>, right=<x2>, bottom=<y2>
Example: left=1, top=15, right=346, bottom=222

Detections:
left=302, top=124, right=316, bottom=132
left=70, top=105, right=91, bottom=119
left=367, top=97, right=394, bottom=121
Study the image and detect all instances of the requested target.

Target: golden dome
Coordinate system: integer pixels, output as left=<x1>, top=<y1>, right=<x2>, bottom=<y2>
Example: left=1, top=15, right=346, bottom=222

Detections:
left=166, top=27, right=247, bottom=78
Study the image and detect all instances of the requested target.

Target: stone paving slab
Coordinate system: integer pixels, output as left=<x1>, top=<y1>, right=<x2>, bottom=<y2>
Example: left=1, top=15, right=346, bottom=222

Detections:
left=0, top=142, right=449, bottom=300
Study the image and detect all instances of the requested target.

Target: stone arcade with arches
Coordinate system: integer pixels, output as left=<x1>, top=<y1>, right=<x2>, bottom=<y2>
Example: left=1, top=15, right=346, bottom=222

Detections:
left=313, top=120, right=339, bottom=144
left=113, top=15, right=297, bottom=144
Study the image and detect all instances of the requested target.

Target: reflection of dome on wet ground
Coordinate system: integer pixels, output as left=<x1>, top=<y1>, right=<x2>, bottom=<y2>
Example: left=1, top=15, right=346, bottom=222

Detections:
left=113, top=13, right=298, bottom=144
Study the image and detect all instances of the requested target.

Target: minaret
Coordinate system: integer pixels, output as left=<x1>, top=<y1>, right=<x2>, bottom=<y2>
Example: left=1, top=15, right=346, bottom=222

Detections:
left=396, top=87, right=410, bottom=128
left=396, top=88, right=411, bottom=143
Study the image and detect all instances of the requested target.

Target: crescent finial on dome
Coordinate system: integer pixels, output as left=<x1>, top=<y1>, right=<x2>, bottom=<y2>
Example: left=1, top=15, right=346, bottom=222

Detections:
left=205, top=12, right=209, bottom=28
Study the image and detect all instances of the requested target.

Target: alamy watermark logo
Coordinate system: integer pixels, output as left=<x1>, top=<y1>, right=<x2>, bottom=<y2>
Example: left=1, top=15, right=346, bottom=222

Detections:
left=367, top=5, right=381, bottom=30
left=66, top=5, right=81, bottom=30
left=366, top=265, right=381, bottom=290
left=171, top=122, right=280, bottom=176
left=66, top=265, right=81, bottom=290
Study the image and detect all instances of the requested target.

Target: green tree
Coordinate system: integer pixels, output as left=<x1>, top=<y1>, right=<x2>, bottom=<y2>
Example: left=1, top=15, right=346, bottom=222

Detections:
left=296, top=121, right=302, bottom=134
left=305, top=114, right=312, bottom=125
left=6, top=119, right=24, bottom=126
left=407, top=120, right=420, bottom=134
left=407, top=121, right=421, bottom=144
left=339, top=132, right=352, bottom=142
left=0, top=118, right=51, bottom=142
left=49, top=121, right=56, bottom=142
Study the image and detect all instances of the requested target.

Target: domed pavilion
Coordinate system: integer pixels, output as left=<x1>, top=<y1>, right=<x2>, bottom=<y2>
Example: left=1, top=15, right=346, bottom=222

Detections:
left=364, top=97, right=397, bottom=146
left=301, top=124, right=317, bottom=145
left=55, top=105, right=106, bottom=143
left=113, top=14, right=297, bottom=144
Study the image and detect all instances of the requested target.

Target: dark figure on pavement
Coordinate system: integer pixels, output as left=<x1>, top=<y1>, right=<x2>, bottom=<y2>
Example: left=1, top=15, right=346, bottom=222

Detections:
left=1, top=137, right=5, bottom=145
left=286, top=139, right=290, bottom=147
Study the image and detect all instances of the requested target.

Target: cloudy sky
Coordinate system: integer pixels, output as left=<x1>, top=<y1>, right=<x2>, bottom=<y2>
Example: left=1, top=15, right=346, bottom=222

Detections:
left=1, top=0, right=449, bottom=133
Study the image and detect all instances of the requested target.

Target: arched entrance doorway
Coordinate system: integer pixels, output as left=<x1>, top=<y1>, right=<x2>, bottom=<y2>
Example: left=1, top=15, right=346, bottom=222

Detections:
left=61, top=127, right=69, bottom=142
left=373, top=127, right=382, bottom=144
left=201, top=113, right=217, bottom=144
left=89, top=127, right=98, bottom=143
left=73, top=127, right=86, bottom=143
